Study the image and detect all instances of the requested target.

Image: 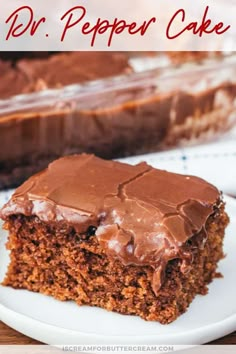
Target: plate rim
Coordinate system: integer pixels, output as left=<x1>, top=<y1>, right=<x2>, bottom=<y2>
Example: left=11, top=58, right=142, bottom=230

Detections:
left=0, top=301, right=236, bottom=342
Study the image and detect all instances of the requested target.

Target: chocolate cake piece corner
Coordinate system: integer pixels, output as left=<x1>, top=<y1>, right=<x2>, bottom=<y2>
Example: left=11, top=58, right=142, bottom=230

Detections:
left=0, top=154, right=229, bottom=323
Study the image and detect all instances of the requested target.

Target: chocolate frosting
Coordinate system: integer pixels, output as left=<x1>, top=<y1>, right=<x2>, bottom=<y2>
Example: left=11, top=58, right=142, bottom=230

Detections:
left=0, top=154, right=220, bottom=294
left=0, top=52, right=131, bottom=100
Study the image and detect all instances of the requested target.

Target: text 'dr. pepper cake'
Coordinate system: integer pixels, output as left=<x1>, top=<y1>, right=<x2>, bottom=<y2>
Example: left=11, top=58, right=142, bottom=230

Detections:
left=0, top=154, right=229, bottom=323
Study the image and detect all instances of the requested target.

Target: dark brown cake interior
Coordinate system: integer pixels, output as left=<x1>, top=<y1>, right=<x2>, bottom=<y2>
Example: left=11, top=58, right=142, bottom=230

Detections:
left=2, top=203, right=228, bottom=324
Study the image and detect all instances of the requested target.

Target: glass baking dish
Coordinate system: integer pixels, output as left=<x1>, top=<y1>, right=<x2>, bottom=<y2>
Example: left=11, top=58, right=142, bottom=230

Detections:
left=0, top=52, right=236, bottom=189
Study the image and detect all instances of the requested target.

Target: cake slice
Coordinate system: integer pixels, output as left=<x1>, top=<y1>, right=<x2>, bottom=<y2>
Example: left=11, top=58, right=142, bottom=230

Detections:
left=0, top=154, right=229, bottom=324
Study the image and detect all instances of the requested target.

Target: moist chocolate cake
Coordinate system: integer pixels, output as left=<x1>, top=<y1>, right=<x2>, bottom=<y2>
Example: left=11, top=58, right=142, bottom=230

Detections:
left=0, top=154, right=229, bottom=324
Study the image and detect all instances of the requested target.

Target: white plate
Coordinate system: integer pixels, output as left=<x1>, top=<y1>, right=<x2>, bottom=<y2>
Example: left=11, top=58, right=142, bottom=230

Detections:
left=0, top=196, right=236, bottom=346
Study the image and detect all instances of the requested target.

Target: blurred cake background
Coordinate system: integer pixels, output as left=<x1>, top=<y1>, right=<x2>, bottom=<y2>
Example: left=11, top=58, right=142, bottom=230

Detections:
left=0, top=51, right=236, bottom=197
